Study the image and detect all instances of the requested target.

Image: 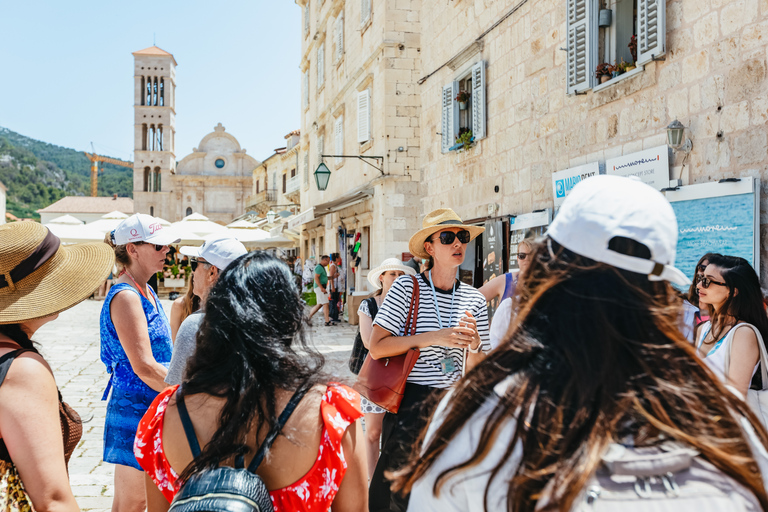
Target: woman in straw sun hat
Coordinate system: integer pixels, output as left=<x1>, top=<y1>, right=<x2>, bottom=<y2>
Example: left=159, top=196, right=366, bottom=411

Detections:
left=357, top=257, right=416, bottom=479
left=99, top=213, right=180, bottom=512
left=0, top=222, right=114, bottom=512
left=367, top=208, right=490, bottom=512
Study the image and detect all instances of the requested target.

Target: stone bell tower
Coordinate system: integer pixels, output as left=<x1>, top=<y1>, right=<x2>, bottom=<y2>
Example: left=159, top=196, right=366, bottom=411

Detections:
left=132, top=46, right=177, bottom=219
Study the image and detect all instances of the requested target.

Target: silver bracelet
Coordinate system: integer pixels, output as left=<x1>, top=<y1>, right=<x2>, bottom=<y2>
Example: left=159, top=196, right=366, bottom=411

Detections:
left=468, top=341, right=482, bottom=354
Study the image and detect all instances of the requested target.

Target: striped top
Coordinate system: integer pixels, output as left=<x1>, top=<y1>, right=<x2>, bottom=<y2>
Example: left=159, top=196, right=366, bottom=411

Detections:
left=373, top=273, right=490, bottom=389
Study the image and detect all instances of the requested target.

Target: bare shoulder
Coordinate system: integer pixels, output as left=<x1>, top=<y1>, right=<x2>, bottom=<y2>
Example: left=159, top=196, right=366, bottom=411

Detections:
left=733, top=324, right=760, bottom=345
left=0, top=351, right=56, bottom=394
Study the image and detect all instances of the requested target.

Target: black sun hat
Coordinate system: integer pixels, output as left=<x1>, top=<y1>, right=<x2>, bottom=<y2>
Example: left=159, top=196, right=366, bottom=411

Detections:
left=0, top=222, right=115, bottom=324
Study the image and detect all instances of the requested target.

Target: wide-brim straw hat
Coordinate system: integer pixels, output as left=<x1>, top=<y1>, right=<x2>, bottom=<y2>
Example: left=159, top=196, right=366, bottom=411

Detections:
left=0, top=222, right=115, bottom=324
left=408, top=208, right=485, bottom=259
left=368, top=258, right=417, bottom=290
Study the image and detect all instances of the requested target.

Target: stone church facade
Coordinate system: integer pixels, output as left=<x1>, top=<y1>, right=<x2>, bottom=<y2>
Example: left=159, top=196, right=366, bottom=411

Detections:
left=131, top=46, right=255, bottom=224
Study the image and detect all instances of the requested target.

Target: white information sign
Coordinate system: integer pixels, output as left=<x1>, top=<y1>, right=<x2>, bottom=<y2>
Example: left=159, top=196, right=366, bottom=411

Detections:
left=605, top=145, right=670, bottom=190
left=552, top=162, right=601, bottom=210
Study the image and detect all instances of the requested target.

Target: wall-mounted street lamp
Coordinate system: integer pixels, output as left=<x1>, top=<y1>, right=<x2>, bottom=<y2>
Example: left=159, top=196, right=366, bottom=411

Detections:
left=266, top=210, right=277, bottom=223
left=313, top=154, right=385, bottom=191
left=666, top=120, right=693, bottom=153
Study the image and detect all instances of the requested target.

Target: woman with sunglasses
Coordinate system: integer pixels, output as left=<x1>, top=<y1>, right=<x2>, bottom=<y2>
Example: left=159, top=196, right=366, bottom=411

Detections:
left=367, top=209, right=490, bottom=512
left=100, top=214, right=180, bottom=512
left=480, top=232, right=536, bottom=349
left=696, top=254, right=768, bottom=398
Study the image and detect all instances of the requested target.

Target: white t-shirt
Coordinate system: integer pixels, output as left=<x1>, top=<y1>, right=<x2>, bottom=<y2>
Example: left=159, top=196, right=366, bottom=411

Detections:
left=373, top=273, right=490, bottom=389
left=489, top=297, right=513, bottom=350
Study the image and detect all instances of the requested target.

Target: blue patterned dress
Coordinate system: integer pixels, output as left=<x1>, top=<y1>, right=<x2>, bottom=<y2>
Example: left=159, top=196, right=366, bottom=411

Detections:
left=100, top=283, right=172, bottom=469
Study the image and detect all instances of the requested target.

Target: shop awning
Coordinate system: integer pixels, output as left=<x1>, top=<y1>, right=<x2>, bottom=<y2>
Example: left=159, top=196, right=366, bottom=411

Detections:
left=287, top=207, right=315, bottom=230
left=313, top=185, right=374, bottom=217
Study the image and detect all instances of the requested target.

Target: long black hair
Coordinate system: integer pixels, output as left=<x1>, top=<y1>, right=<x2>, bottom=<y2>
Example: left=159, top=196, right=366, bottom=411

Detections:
left=0, top=324, right=37, bottom=352
left=178, top=251, right=326, bottom=481
left=687, top=252, right=721, bottom=307
left=394, top=238, right=768, bottom=511
left=705, top=254, right=768, bottom=351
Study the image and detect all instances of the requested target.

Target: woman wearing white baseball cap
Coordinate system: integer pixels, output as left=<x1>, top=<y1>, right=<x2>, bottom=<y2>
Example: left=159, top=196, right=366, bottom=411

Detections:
left=399, top=175, right=768, bottom=511
left=99, top=213, right=180, bottom=512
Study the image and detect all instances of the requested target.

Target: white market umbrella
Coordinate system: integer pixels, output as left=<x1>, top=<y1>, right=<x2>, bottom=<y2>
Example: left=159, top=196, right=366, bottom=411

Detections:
left=45, top=216, right=105, bottom=244
left=48, top=214, right=83, bottom=225
left=172, top=212, right=228, bottom=237
left=86, top=211, right=130, bottom=234
left=245, top=235, right=297, bottom=249
left=203, top=227, right=270, bottom=244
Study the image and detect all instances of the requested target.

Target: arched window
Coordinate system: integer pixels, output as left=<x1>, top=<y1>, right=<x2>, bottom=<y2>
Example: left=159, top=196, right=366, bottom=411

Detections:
left=186, top=207, right=193, bottom=216
left=150, top=206, right=154, bottom=216
left=141, top=77, right=145, bottom=106
left=157, top=125, right=163, bottom=151
left=152, top=77, right=158, bottom=106
left=159, top=79, right=164, bottom=107
left=154, top=167, right=161, bottom=192
left=145, top=77, right=152, bottom=106
left=143, top=167, right=151, bottom=192
left=141, top=124, right=148, bottom=151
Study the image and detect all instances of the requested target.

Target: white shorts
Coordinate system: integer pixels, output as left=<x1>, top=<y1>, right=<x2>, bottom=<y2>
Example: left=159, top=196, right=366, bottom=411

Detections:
left=314, top=288, right=329, bottom=305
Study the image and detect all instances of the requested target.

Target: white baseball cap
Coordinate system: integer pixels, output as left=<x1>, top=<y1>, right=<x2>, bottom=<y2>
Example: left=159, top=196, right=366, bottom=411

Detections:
left=112, top=213, right=181, bottom=246
left=179, top=237, right=247, bottom=271
left=546, top=175, right=691, bottom=286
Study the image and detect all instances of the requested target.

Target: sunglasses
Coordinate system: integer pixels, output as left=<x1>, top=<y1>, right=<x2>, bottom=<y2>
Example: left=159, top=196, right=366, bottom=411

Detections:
left=698, top=276, right=727, bottom=289
left=430, top=230, right=471, bottom=245
left=696, top=264, right=708, bottom=272
left=517, top=252, right=530, bottom=261
left=190, top=258, right=211, bottom=272
left=134, top=241, right=165, bottom=252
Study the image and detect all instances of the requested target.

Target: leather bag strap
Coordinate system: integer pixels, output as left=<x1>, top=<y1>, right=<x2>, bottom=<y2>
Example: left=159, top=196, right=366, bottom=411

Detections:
left=405, top=275, right=420, bottom=336
left=175, top=388, right=202, bottom=457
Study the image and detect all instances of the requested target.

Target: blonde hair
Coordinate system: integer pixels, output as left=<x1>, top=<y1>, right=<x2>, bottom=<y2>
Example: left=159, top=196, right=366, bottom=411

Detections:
left=104, top=232, right=130, bottom=270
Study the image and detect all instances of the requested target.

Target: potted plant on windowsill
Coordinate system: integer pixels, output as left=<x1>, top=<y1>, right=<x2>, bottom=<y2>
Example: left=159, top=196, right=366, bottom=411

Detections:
left=628, top=35, right=638, bottom=69
left=455, top=90, right=471, bottom=110
left=455, top=128, right=474, bottom=152
left=596, top=63, right=612, bottom=84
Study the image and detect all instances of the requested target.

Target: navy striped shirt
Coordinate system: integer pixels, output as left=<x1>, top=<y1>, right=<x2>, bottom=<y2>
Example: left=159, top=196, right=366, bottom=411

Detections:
left=373, top=273, right=490, bottom=389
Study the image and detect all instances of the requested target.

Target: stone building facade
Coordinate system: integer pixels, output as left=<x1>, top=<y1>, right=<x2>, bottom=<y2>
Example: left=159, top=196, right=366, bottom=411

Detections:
left=246, top=131, right=302, bottom=216
left=418, top=0, right=768, bottom=280
left=131, top=47, right=256, bottom=224
left=174, top=124, right=256, bottom=224
left=295, top=0, right=423, bottom=292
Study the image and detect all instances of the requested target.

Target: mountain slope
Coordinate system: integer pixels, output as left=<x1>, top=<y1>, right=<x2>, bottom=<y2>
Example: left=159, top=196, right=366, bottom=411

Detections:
left=0, top=127, right=133, bottom=219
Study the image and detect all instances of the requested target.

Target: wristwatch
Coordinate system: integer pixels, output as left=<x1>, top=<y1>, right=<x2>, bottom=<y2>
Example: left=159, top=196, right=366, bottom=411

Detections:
left=468, top=340, right=482, bottom=354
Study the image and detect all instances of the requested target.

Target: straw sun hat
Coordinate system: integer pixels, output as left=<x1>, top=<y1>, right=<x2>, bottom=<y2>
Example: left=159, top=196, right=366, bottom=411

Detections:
left=367, top=258, right=417, bottom=290
left=408, top=208, right=485, bottom=259
left=0, top=222, right=115, bottom=324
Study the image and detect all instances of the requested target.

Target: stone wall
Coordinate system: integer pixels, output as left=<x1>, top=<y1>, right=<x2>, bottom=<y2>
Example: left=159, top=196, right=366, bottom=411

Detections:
left=419, top=0, right=768, bottom=278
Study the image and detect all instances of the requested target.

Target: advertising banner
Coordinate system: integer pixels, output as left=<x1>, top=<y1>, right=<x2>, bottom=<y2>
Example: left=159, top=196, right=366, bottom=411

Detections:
left=552, top=162, right=601, bottom=210
left=509, top=209, right=552, bottom=271
left=605, top=145, right=671, bottom=190
left=665, top=178, right=759, bottom=282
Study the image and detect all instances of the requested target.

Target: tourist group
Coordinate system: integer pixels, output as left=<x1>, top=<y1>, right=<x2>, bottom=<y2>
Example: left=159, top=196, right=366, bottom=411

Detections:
left=4, top=175, right=768, bottom=511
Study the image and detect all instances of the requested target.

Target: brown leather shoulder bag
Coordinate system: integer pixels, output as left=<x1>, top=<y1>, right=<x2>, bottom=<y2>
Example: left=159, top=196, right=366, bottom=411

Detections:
left=353, top=275, right=420, bottom=413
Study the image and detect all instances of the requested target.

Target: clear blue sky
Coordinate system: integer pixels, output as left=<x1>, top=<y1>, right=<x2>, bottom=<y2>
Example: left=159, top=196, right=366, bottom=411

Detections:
left=0, top=1, right=300, bottom=163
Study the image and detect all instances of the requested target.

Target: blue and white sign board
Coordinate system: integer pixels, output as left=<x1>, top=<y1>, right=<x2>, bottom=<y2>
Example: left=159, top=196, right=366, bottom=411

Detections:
left=552, top=162, right=602, bottom=210
left=509, top=209, right=552, bottom=271
left=606, top=145, right=671, bottom=190
left=664, top=178, right=760, bottom=282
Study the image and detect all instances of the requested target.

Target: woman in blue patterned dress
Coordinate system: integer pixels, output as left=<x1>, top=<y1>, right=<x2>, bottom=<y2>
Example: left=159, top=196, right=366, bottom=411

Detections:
left=100, top=214, right=179, bottom=512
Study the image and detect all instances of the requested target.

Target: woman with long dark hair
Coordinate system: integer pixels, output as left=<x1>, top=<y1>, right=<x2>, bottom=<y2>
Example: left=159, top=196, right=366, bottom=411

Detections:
left=683, top=252, right=720, bottom=341
left=397, top=176, right=768, bottom=511
left=696, top=254, right=768, bottom=397
left=135, top=252, right=367, bottom=511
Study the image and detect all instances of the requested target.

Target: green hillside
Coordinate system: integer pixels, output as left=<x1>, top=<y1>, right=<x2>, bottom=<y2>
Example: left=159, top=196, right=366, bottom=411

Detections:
left=0, top=127, right=133, bottom=220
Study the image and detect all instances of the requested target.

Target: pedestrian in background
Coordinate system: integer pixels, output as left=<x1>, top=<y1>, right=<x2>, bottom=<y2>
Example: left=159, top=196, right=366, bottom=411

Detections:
left=367, top=209, right=489, bottom=512
left=135, top=252, right=367, bottom=511
left=399, top=175, right=768, bottom=511
left=168, top=273, right=200, bottom=343
left=328, top=253, right=341, bottom=323
left=358, top=258, right=416, bottom=479
left=308, top=255, right=333, bottom=326
left=100, top=214, right=179, bottom=512
left=696, top=254, right=768, bottom=398
left=165, top=237, right=247, bottom=386
left=0, top=222, right=113, bottom=512
left=480, top=232, right=535, bottom=349
left=684, top=252, right=720, bottom=341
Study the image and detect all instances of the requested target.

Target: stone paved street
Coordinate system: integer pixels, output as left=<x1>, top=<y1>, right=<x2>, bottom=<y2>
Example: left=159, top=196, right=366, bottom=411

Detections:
left=35, top=298, right=357, bottom=511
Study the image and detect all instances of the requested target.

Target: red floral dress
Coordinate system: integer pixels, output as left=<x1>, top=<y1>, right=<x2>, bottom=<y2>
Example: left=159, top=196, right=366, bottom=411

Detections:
left=134, top=383, right=362, bottom=511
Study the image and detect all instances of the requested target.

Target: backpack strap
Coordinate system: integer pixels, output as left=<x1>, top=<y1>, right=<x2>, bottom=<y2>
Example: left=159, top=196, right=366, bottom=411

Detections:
left=247, top=383, right=312, bottom=473
left=175, top=388, right=202, bottom=458
left=367, top=297, right=379, bottom=320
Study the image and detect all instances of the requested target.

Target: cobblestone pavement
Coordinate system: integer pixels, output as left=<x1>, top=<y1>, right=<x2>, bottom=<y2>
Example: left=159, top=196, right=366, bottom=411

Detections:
left=35, top=298, right=357, bottom=511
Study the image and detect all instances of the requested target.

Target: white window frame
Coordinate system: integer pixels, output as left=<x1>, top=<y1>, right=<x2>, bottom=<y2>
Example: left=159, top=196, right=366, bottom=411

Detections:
left=357, top=89, right=370, bottom=143
left=335, top=12, right=344, bottom=62
left=317, top=42, right=325, bottom=90
left=361, top=0, right=371, bottom=26
left=441, top=60, right=486, bottom=153
left=566, top=0, right=666, bottom=95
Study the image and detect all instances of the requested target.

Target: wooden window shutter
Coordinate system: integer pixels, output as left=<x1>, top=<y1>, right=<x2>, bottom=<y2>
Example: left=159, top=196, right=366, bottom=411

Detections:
left=637, top=0, right=666, bottom=65
left=361, top=0, right=371, bottom=25
left=336, top=13, right=344, bottom=61
left=335, top=116, right=344, bottom=165
left=471, top=61, right=486, bottom=140
left=304, top=2, right=310, bottom=35
left=441, top=82, right=459, bottom=153
left=317, top=43, right=324, bottom=89
left=566, top=0, right=594, bottom=95
left=357, top=89, right=370, bottom=143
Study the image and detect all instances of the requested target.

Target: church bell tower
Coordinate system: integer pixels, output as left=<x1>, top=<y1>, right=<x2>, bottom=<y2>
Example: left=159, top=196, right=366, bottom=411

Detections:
left=132, top=46, right=177, bottom=218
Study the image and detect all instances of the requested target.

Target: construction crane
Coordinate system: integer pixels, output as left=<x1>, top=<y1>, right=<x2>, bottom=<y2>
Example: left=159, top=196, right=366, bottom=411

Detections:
left=84, top=143, right=133, bottom=197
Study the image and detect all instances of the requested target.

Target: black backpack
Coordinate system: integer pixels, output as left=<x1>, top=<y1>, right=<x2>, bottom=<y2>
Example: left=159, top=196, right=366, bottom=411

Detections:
left=169, top=384, right=310, bottom=512
left=348, top=297, right=379, bottom=374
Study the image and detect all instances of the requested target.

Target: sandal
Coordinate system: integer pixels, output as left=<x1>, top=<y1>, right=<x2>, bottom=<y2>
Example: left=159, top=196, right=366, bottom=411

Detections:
left=325, top=321, right=333, bottom=326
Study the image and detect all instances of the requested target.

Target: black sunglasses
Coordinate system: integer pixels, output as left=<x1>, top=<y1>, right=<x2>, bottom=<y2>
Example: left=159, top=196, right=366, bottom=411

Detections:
left=190, top=257, right=211, bottom=272
left=698, top=276, right=727, bottom=289
left=517, top=252, right=530, bottom=260
left=696, top=264, right=708, bottom=272
left=430, top=230, right=471, bottom=245
left=134, top=241, right=165, bottom=252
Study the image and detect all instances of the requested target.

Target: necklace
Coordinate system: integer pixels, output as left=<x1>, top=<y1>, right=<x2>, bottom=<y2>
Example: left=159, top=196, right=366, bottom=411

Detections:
left=124, top=269, right=156, bottom=310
